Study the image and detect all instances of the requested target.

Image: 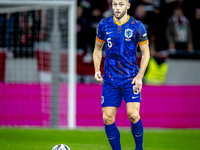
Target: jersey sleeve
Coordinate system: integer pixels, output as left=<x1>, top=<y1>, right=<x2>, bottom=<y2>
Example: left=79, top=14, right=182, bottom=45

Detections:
left=96, top=20, right=105, bottom=42
left=136, top=21, right=148, bottom=45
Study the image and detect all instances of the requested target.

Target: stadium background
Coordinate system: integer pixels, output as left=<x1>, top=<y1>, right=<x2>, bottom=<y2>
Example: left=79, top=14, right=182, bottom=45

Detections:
left=0, top=0, right=200, bottom=130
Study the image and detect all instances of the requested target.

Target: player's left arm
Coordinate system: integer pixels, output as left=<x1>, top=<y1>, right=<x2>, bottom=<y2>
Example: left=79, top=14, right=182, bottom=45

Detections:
left=132, top=42, right=150, bottom=93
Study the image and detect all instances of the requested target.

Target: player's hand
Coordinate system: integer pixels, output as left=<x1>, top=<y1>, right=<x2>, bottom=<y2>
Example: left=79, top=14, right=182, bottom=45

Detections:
left=131, top=75, right=143, bottom=93
left=94, top=71, right=103, bottom=83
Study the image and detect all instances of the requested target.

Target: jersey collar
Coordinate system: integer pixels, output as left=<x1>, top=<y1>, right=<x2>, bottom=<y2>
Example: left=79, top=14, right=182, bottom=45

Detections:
left=113, top=15, right=130, bottom=26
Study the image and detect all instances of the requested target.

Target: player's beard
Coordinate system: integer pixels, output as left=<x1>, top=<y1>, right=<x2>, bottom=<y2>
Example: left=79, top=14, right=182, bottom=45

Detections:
left=115, top=9, right=127, bottom=20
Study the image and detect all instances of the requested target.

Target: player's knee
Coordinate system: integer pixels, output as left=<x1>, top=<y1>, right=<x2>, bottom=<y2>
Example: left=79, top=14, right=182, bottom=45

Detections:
left=128, top=112, right=139, bottom=123
left=103, top=113, right=115, bottom=125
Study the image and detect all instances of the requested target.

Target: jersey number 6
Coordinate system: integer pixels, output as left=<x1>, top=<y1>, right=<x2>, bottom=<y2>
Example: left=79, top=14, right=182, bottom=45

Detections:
left=107, top=38, right=112, bottom=48
left=133, top=85, right=139, bottom=95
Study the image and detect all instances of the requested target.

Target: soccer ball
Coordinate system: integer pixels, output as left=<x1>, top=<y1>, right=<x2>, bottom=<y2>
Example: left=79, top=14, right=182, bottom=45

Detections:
left=52, top=144, right=71, bottom=150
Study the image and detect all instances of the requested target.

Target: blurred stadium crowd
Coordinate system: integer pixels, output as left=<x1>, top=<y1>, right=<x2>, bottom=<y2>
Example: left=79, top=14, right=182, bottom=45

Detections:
left=0, top=0, right=200, bottom=58
left=0, top=10, right=51, bottom=58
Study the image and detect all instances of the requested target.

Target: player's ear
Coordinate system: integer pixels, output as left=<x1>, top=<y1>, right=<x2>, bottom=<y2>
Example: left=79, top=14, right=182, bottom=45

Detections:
left=127, top=3, right=130, bottom=10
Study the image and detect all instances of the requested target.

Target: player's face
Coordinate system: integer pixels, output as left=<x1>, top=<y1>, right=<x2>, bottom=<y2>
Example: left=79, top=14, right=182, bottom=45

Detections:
left=112, top=0, right=130, bottom=20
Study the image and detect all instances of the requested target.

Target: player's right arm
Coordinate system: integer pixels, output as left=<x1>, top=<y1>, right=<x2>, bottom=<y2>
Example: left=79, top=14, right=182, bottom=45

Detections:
left=93, top=39, right=104, bottom=83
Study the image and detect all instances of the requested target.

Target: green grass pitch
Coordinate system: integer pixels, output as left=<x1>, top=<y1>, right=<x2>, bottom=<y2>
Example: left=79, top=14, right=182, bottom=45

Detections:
left=0, top=128, right=199, bottom=150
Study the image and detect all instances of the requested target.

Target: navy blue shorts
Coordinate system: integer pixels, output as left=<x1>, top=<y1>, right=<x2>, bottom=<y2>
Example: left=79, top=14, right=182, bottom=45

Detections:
left=101, top=79, right=141, bottom=107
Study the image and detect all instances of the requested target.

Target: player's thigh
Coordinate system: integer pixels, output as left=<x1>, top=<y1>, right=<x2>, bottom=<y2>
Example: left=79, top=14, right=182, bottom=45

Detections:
left=102, top=80, right=123, bottom=107
left=102, top=107, right=117, bottom=124
left=102, top=107, right=117, bottom=118
left=126, top=102, right=140, bottom=115
left=126, top=102, right=141, bottom=122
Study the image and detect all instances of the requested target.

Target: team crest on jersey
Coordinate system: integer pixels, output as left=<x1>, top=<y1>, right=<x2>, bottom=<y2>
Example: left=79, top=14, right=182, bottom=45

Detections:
left=125, top=29, right=133, bottom=38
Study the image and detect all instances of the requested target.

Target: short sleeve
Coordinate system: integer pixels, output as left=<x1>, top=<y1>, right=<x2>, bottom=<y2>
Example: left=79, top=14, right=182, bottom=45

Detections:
left=136, top=21, right=148, bottom=45
left=96, top=20, right=105, bottom=42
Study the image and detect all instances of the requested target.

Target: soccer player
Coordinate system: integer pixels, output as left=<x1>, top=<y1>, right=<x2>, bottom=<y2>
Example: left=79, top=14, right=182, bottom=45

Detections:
left=93, top=0, right=150, bottom=150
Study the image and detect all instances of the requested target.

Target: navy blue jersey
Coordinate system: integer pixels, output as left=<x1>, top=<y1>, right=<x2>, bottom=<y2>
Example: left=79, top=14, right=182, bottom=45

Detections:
left=96, top=15, right=148, bottom=81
